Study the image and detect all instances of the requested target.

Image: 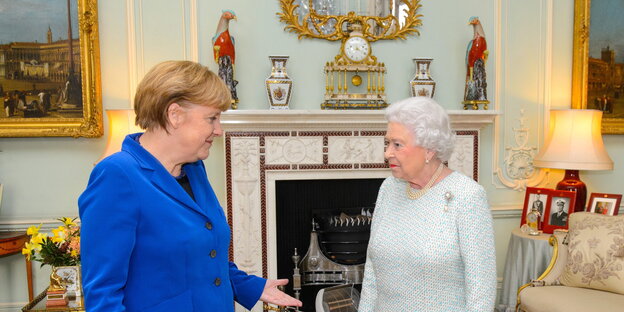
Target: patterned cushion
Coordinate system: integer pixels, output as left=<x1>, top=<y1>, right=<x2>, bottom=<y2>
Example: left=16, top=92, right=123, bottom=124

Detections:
left=559, top=212, right=624, bottom=294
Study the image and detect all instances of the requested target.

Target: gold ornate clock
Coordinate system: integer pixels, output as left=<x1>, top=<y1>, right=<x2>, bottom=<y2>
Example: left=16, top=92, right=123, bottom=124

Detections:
left=323, top=23, right=387, bottom=109
left=278, top=0, right=423, bottom=110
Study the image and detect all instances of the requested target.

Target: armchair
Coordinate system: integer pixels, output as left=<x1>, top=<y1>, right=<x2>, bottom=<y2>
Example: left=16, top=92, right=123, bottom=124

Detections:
left=516, top=212, right=624, bottom=312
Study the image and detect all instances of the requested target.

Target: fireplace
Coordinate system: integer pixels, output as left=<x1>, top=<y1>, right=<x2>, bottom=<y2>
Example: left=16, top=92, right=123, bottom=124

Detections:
left=275, top=178, right=382, bottom=310
left=221, top=110, right=495, bottom=311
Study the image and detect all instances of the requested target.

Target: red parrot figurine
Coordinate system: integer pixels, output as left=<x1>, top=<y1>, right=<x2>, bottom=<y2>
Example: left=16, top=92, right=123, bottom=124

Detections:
left=212, top=10, right=238, bottom=107
left=463, top=16, right=489, bottom=109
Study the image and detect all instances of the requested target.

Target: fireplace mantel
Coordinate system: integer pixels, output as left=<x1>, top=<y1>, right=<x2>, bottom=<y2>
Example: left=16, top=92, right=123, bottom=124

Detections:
left=222, top=109, right=500, bottom=131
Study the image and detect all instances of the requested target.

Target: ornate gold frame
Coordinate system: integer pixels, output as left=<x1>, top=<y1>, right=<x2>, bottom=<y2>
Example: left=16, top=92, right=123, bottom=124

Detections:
left=277, top=0, right=423, bottom=42
left=0, top=0, right=102, bottom=138
left=571, top=0, right=624, bottom=134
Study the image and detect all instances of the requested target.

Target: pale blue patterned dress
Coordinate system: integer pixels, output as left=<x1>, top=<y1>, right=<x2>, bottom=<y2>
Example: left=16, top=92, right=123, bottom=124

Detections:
left=358, top=172, right=496, bottom=312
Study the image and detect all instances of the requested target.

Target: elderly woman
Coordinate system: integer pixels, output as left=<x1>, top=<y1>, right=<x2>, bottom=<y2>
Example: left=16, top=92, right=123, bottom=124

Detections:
left=358, top=97, right=496, bottom=311
left=79, top=61, right=301, bottom=311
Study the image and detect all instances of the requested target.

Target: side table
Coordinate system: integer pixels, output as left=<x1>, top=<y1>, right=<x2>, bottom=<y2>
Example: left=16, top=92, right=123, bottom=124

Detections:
left=0, top=232, right=34, bottom=301
left=497, top=227, right=554, bottom=312
left=22, top=289, right=84, bottom=312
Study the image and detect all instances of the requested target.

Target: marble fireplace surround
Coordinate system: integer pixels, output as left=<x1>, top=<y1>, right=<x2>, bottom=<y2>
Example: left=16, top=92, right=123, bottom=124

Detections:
left=221, top=110, right=498, bottom=282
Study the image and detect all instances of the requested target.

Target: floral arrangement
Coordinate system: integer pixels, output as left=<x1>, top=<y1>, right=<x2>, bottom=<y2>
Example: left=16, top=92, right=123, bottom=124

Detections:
left=22, top=217, right=80, bottom=267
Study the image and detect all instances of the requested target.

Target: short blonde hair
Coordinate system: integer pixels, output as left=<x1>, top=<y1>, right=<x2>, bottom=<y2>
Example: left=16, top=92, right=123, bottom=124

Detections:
left=134, top=60, right=231, bottom=130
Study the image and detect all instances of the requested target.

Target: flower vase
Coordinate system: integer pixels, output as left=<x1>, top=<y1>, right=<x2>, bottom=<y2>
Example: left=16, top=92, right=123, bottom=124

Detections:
left=409, top=58, right=436, bottom=98
left=265, top=55, right=292, bottom=110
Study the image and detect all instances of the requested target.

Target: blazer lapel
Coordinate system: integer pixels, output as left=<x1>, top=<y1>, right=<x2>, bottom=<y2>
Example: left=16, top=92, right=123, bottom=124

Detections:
left=149, top=169, right=206, bottom=217
left=122, top=133, right=210, bottom=218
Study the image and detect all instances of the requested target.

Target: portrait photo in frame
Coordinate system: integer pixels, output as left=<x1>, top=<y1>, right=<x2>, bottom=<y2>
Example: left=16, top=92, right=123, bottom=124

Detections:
left=571, top=0, right=624, bottom=134
left=542, top=190, right=577, bottom=234
left=0, top=0, right=102, bottom=138
left=520, top=187, right=551, bottom=228
left=587, top=192, right=622, bottom=216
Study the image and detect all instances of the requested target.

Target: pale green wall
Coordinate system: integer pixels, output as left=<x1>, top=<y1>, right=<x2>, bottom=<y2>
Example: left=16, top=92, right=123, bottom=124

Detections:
left=2, top=0, right=622, bottom=309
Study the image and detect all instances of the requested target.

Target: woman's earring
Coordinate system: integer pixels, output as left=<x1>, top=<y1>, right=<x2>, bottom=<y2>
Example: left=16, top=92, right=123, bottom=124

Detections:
left=425, top=158, right=430, bottom=164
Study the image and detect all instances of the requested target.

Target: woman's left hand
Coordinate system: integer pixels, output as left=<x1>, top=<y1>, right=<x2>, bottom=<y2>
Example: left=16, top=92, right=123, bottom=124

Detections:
left=260, top=279, right=303, bottom=307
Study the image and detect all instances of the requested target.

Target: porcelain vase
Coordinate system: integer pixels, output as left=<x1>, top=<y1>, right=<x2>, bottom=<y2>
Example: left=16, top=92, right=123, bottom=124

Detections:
left=54, top=265, right=82, bottom=297
left=265, top=55, right=292, bottom=110
left=410, top=58, right=436, bottom=98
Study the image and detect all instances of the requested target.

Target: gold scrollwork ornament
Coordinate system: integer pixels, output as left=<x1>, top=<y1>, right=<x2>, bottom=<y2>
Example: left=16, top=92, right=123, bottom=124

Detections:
left=277, top=0, right=423, bottom=42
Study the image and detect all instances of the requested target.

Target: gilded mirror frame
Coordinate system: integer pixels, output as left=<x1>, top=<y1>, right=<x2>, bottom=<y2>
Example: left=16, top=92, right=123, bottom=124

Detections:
left=0, top=0, right=102, bottom=138
left=571, top=0, right=624, bottom=134
left=278, top=0, right=423, bottom=42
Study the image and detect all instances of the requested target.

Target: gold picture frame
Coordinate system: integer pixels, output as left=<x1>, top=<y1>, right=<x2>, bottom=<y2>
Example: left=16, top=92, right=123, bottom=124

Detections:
left=0, top=0, right=102, bottom=138
left=571, top=0, right=624, bottom=134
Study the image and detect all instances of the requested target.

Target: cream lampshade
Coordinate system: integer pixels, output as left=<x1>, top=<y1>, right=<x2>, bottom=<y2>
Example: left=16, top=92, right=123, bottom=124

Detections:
left=533, top=109, right=613, bottom=212
left=97, top=109, right=143, bottom=163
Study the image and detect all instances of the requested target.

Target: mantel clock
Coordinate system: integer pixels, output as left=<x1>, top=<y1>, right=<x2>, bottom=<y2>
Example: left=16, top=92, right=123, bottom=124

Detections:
left=323, top=23, right=386, bottom=109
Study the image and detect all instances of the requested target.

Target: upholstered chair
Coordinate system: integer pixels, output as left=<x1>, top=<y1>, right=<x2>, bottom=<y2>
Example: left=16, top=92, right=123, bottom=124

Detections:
left=516, top=212, right=624, bottom=312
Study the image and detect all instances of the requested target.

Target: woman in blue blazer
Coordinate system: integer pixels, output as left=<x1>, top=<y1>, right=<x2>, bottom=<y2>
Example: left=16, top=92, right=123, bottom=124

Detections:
left=79, top=61, right=302, bottom=312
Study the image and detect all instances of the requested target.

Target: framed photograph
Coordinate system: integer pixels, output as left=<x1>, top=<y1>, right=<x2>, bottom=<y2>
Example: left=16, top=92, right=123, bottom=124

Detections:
left=587, top=192, right=622, bottom=216
left=542, top=190, right=577, bottom=234
left=571, top=0, right=624, bottom=134
left=520, top=187, right=550, bottom=228
left=0, top=0, right=102, bottom=137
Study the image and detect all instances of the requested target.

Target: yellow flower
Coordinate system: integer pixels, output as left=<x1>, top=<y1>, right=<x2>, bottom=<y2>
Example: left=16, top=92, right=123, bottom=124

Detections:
left=51, top=226, right=67, bottom=243
left=59, top=217, right=76, bottom=227
left=70, top=250, right=78, bottom=257
left=22, top=241, right=41, bottom=261
left=31, top=232, right=48, bottom=245
left=26, top=224, right=41, bottom=236
left=22, top=243, right=34, bottom=260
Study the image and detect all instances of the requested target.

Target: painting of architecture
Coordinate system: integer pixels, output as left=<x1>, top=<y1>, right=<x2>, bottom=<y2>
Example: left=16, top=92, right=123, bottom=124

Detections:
left=0, top=0, right=82, bottom=119
left=587, top=0, right=624, bottom=119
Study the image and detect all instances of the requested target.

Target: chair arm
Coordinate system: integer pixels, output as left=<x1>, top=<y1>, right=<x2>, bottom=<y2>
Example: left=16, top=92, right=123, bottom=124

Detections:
left=515, top=230, right=568, bottom=311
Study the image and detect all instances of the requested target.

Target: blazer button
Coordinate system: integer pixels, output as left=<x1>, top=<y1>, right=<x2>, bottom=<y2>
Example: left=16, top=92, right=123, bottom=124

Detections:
left=214, top=277, right=221, bottom=286
left=210, top=250, right=217, bottom=258
left=205, top=221, right=213, bottom=230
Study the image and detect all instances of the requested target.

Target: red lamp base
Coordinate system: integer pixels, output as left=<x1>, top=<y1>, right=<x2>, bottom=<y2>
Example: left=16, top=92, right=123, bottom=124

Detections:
left=556, top=170, right=587, bottom=213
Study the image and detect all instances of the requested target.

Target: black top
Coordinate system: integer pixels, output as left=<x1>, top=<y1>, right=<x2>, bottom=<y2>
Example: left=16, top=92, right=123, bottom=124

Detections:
left=175, top=170, right=195, bottom=201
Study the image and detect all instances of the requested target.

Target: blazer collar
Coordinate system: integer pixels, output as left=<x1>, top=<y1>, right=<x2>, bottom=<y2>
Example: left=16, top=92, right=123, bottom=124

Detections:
left=122, top=133, right=209, bottom=218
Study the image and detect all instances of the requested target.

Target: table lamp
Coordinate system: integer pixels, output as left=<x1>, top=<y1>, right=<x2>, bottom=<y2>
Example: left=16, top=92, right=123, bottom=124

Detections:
left=533, top=109, right=613, bottom=212
left=97, top=109, right=143, bottom=163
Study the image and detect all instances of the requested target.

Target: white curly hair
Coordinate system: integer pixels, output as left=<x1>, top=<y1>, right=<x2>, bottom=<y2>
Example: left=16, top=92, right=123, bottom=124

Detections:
left=384, top=97, right=455, bottom=161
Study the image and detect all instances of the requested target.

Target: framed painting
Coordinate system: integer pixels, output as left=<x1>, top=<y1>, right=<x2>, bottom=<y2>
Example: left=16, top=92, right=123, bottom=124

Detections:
left=520, top=187, right=550, bottom=228
left=0, top=0, right=102, bottom=137
left=542, top=190, right=577, bottom=234
left=587, top=192, right=621, bottom=216
left=572, top=0, right=624, bottom=134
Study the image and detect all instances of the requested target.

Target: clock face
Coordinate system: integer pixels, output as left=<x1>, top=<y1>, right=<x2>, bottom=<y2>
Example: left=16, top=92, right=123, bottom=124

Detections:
left=343, top=36, right=370, bottom=63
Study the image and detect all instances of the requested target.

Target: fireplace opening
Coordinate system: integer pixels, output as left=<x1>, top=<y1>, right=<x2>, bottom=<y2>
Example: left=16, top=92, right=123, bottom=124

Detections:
left=275, top=178, right=384, bottom=311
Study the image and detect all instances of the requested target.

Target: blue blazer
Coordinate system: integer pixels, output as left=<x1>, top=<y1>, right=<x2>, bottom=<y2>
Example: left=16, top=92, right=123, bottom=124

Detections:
left=79, top=133, right=265, bottom=312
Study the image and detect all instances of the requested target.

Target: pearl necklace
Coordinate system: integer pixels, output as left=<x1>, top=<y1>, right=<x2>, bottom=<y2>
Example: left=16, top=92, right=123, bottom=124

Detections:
left=406, top=163, right=445, bottom=200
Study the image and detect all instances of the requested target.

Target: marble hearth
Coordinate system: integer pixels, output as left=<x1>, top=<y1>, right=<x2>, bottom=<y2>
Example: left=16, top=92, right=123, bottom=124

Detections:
left=220, top=109, right=497, bottom=310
